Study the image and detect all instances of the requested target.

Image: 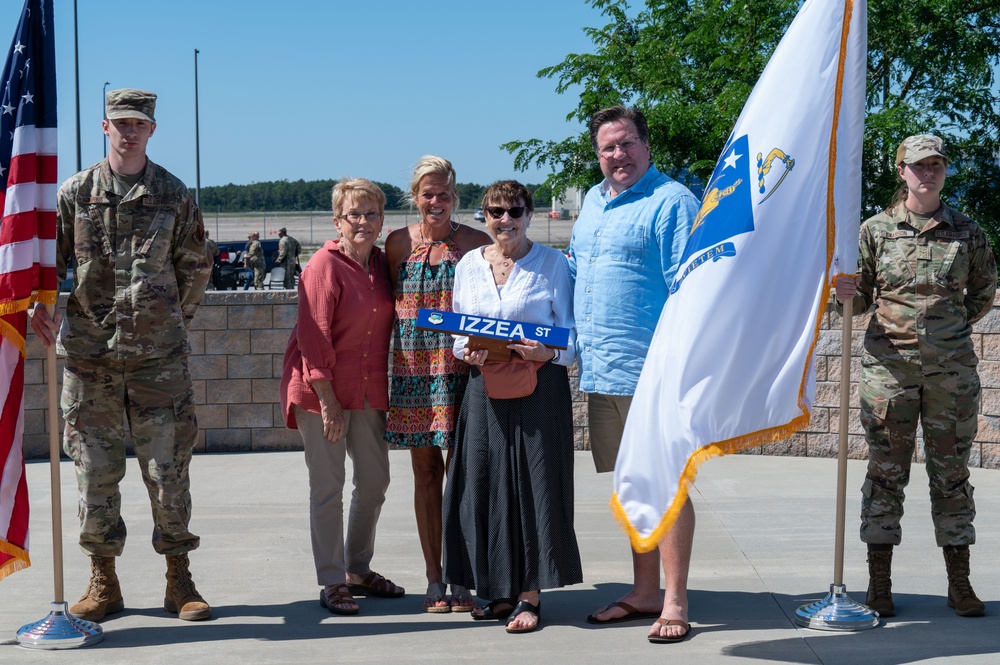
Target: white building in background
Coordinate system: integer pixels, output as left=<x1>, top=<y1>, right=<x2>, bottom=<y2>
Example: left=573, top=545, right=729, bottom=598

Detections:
left=551, top=187, right=583, bottom=219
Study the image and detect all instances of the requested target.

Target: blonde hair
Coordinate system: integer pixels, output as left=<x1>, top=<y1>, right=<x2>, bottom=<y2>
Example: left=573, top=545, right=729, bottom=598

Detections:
left=407, top=155, right=459, bottom=209
left=331, top=177, right=386, bottom=215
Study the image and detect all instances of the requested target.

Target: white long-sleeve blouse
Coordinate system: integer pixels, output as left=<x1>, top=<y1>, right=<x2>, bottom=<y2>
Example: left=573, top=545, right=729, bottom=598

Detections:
left=451, top=242, right=577, bottom=366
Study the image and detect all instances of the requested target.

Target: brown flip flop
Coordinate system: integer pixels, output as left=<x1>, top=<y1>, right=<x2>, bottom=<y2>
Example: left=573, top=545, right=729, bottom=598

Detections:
left=647, top=618, right=691, bottom=644
left=587, top=600, right=661, bottom=624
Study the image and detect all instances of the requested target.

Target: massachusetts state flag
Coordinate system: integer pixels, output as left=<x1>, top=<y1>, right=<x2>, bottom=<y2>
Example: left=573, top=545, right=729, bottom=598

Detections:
left=612, top=0, right=867, bottom=552
left=1, top=0, right=57, bottom=580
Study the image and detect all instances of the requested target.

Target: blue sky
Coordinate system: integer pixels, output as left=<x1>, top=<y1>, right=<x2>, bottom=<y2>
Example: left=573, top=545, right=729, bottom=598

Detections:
left=2, top=0, right=613, bottom=192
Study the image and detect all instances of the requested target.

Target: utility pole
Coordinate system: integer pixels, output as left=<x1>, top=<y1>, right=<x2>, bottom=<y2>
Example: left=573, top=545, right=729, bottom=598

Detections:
left=73, top=0, right=81, bottom=170
left=102, top=81, right=109, bottom=159
left=194, top=49, right=201, bottom=206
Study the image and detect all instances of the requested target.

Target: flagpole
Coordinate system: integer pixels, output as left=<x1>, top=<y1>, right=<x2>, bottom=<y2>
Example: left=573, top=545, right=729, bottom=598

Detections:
left=5, top=0, right=101, bottom=647
left=794, top=295, right=878, bottom=630
left=16, top=304, right=104, bottom=648
left=45, top=320, right=63, bottom=604
left=832, top=299, right=853, bottom=586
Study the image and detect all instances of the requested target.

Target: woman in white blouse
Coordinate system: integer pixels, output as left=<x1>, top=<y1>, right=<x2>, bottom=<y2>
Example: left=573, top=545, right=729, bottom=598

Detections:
left=442, top=180, right=582, bottom=635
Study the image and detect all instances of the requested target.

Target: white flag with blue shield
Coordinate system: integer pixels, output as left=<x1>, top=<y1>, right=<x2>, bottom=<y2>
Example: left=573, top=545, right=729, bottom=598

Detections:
left=612, top=0, right=868, bottom=551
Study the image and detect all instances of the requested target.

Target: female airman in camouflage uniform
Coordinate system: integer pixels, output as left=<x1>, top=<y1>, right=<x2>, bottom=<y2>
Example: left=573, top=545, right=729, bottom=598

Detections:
left=836, top=135, right=997, bottom=618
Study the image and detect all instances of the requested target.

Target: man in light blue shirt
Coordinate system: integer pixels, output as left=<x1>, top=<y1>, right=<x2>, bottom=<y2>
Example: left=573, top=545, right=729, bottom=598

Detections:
left=570, top=105, right=698, bottom=642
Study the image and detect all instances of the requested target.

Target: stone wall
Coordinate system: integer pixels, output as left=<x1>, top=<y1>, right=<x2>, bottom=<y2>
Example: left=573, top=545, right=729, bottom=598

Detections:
left=762, top=299, right=1000, bottom=469
left=21, top=292, right=1000, bottom=469
left=22, top=291, right=302, bottom=459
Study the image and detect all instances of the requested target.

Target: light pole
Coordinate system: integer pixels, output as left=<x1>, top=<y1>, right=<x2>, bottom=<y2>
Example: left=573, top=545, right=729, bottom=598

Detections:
left=102, top=81, right=109, bottom=159
left=73, top=0, right=81, bottom=171
left=194, top=48, right=201, bottom=207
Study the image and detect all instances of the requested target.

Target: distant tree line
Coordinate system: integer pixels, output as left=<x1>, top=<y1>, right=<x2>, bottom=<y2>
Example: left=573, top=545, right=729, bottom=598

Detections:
left=199, top=179, right=407, bottom=212
left=200, top=179, right=555, bottom=213
left=459, top=182, right=555, bottom=210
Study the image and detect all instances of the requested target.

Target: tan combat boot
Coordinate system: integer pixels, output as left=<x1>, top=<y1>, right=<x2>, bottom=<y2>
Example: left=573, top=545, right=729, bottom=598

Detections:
left=164, top=553, right=212, bottom=621
left=70, top=555, right=125, bottom=622
left=865, top=549, right=894, bottom=617
left=943, top=546, right=985, bottom=617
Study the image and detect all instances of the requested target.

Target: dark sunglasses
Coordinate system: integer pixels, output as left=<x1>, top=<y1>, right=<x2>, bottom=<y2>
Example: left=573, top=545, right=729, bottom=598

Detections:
left=486, top=206, right=526, bottom=219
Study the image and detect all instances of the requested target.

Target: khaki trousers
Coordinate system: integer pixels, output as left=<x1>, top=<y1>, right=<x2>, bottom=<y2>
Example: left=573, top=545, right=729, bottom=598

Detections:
left=294, top=403, right=390, bottom=585
left=587, top=393, right=633, bottom=473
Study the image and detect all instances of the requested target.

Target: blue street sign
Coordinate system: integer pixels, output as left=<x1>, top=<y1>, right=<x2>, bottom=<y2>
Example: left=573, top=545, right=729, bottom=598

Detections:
left=416, top=308, right=569, bottom=349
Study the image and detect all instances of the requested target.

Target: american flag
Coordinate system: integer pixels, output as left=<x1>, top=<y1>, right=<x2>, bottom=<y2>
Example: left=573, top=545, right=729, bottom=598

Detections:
left=0, top=0, right=57, bottom=581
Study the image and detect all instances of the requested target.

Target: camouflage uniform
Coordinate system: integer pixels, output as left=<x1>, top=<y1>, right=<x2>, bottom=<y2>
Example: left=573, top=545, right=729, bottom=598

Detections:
left=205, top=236, right=218, bottom=261
left=844, top=202, right=996, bottom=547
left=244, top=238, right=265, bottom=289
left=56, top=157, right=210, bottom=557
left=276, top=232, right=300, bottom=289
left=205, top=234, right=219, bottom=289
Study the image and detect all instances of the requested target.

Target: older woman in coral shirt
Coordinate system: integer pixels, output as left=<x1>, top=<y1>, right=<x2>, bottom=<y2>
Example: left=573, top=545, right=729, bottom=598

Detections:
left=280, top=177, right=403, bottom=615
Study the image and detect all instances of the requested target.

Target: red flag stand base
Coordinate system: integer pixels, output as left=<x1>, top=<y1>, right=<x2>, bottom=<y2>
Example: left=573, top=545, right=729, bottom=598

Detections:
left=16, top=601, right=104, bottom=649
left=794, top=584, right=879, bottom=631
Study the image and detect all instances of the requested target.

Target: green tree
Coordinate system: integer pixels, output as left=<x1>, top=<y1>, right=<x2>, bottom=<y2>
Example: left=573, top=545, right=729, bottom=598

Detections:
left=457, top=182, right=550, bottom=210
left=529, top=182, right=553, bottom=209
left=505, top=0, right=1000, bottom=252
left=457, top=183, right=487, bottom=210
left=377, top=181, right=407, bottom=210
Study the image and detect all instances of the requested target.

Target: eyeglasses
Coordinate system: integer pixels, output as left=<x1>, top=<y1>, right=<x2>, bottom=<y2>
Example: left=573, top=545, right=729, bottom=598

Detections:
left=486, top=206, right=526, bottom=219
left=597, top=136, right=642, bottom=158
left=337, top=212, right=382, bottom=224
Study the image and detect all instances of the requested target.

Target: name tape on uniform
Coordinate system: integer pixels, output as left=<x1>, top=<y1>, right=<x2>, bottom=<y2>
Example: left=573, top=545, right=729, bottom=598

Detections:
left=416, top=308, right=569, bottom=349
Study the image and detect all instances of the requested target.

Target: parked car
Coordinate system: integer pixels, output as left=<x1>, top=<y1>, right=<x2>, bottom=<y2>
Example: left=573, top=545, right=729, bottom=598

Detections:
left=59, top=239, right=286, bottom=292
left=212, top=239, right=281, bottom=290
left=213, top=244, right=243, bottom=290
left=473, top=207, right=486, bottom=223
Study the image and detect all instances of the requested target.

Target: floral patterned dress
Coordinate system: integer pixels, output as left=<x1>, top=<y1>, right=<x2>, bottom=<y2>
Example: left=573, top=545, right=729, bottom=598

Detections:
left=385, top=236, right=469, bottom=448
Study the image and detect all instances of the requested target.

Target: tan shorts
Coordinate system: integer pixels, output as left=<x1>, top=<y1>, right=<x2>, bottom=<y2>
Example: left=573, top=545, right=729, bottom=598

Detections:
left=587, top=393, right=633, bottom=473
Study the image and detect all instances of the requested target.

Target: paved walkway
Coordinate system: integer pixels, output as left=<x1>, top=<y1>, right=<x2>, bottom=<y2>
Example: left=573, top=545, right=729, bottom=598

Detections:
left=2, top=452, right=998, bottom=664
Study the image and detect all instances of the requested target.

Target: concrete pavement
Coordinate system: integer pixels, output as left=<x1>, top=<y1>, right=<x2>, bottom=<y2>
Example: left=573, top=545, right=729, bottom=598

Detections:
left=2, top=451, right=998, bottom=664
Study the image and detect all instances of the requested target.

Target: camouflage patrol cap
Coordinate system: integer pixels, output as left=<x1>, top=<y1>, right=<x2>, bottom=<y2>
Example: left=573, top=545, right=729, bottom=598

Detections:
left=105, top=88, right=156, bottom=123
left=278, top=227, right=287, bottom=234
left=895, top=134, right=947, bottom=166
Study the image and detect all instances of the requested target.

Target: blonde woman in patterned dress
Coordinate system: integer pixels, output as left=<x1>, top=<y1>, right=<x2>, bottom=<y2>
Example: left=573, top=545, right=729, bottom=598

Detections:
left=384, top=156, right=490, bottom=612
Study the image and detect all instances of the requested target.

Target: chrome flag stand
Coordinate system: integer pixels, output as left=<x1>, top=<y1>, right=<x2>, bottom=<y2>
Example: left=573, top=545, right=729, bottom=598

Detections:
left=16, top=317, right=103, bottom=648
left=794, top=299, right=878, bottom=630
left=16, top=601, right=103, bottom=648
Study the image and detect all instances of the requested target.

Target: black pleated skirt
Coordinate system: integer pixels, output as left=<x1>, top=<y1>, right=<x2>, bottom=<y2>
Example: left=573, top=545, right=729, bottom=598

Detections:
left=443, top=362, right=583, bottom=600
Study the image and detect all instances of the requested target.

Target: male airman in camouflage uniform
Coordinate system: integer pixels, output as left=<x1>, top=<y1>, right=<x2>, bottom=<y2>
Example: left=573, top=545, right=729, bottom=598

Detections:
left=275, top=226, right=300, bottom=289
left=243, top=231, right=265, bottom=289
left=836, top=134, right=996, bottom=618
left=31, top=89, right=213, bottom=622
left=205, top=229, right=219, bottom=289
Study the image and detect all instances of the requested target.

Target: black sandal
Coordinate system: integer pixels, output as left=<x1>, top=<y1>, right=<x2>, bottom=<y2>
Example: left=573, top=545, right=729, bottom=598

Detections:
left=471, top=598, right=515, bottom=621
left=505, top=600, right=541, bottom=634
